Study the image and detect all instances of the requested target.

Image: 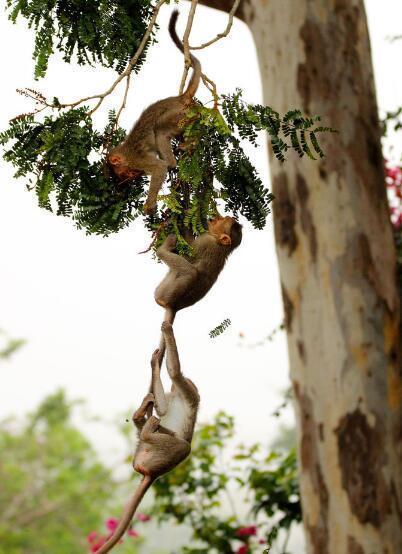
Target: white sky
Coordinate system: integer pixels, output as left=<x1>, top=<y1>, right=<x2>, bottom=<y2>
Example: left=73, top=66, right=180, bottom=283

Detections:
left=0, top=0, right=401, bottom=471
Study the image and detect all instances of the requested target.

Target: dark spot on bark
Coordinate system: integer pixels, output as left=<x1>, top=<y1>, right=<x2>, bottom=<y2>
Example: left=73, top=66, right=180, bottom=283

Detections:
left=318, top=423, right=324, bottom=442
left=294, top=386, right=329, bottom=554
left=297, top=20, right=331, bottom=110
left=335, top=408, right=391, bottom=527
left=347, top=536, right=364, bottom=554
left=297, top=340, right=306, bottom=363
left=319, top=166, right=328, bottom=180
left=281, top=284, right=294, bottom=332
left=272, top=172, right=298, bottom=256
left=296, top=173, right=318, bottom=262
left=298, top=4, right=386, bottom=204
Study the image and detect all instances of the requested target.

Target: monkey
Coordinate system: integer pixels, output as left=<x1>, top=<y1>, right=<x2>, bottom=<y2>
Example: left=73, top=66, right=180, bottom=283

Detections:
left=107, top=10, right=202, bottom=214
left=154, top=214, right=243, bottom=362
left=97, top=321, right=200, bottom=554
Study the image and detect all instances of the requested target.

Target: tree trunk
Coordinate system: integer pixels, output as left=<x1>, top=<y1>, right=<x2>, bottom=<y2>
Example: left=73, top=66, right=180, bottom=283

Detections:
left=198, top=1, right=402, bottom=552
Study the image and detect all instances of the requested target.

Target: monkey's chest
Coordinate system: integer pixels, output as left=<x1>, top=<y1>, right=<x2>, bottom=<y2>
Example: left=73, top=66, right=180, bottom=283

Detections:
left=160, top=396, right=191, bottom=437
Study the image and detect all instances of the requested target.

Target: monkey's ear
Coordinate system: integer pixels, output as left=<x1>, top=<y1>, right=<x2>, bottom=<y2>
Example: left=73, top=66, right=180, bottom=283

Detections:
left=218, top=233, right=232, bottom=246
left=109, top=155, right=123, bottom=165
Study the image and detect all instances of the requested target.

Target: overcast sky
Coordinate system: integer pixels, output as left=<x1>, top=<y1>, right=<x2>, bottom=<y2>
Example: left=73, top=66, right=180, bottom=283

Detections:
left=0, top=0, right=401, bottom=471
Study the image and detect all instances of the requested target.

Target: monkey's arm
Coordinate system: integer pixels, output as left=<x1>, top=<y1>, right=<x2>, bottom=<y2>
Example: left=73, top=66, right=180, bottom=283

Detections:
left=150, top=349, right=168, bottom=416
left=157, top=235, right=197, bottom=276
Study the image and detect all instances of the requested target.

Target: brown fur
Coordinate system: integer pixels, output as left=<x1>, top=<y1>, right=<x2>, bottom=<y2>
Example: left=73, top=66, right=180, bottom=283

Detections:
left=108, top=10, right=202, bottom=213
left=154, top=216, right=242, bottom=365
left=97, top=322, right=199, bottom=554
left=155, top=216, right=242, bottom=312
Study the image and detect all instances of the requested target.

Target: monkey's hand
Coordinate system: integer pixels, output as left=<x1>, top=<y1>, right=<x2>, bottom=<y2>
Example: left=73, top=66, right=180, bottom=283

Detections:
left=161, top=321, right=173, bottom=334
left=163, top=234, right=177, bottom=252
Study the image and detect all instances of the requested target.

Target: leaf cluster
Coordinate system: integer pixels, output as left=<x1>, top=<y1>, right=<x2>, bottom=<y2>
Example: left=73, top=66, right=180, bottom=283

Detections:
left=2, top=91, right=333, bottom=242
left=6, top=0, right=155, bottom=79
left=222, top=89, right=335, bottom=161
left=209, top=318, right=231, bottom=338
left=0, top=108, right=146, bottom=235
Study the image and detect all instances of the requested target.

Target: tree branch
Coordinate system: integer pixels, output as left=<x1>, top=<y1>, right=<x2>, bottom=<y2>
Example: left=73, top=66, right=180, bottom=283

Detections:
left=19, top=0, right=168, bottom=116
left=190, top=0, right=242, bottom=50
left=179, top=0, right=199, bottom=94
left=189, top=0, right=246, bottom=21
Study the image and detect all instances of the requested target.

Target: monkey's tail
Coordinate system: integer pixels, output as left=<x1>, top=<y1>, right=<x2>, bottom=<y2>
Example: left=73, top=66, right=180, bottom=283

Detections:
left=97, top=475, right=154, bottom=554
left=169, top=9, right=201, bottom=99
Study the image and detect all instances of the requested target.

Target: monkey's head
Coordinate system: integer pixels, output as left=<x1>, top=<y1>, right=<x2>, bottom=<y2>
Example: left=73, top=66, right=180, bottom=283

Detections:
left=208, top=215, right=242, bottom=250
left=107, top=150, right=144, bottom=182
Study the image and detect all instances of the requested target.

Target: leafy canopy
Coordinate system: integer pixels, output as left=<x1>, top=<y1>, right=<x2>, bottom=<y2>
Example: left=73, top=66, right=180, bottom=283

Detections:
left=6, top=0, right=155, bottom=79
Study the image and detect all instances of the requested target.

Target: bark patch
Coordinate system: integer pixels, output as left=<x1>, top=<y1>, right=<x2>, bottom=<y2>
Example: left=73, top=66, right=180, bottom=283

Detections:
left=294, top=384, right=329, bottom=554
left=272, top=172, right=298, bottom=256
left=347, top=536, right=364, bottom=554
left=282, top=284, right=294, bottom=332
left=297, top=20, right=331, bottom=110
left=296, top=173, right=317, bottom=262
left=336, top=408, right=391, bottom=527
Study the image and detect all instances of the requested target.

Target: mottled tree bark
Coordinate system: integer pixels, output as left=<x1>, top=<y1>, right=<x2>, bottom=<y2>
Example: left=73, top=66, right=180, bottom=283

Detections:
left=196, top=1, right=402, bottom=552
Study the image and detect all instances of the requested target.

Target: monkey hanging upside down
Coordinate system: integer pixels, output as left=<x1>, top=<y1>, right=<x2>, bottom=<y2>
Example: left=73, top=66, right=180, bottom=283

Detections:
left=97, top=322, right=199, bottom=554
left=107, top=10, right=201, bottom=214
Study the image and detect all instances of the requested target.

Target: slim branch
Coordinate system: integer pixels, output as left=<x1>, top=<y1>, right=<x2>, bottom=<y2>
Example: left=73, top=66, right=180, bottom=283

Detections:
left=190, top=0, right=241, bottom=50
left=179, top=0, right=199, bottom=94
left=18, top=0, right=167, bottom=116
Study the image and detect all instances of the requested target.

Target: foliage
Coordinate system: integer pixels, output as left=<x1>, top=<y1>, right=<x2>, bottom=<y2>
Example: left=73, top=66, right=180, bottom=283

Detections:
left=0, top=390, right=147, bottom=554
left=6, top=0, right=155, bottom=79
left=209, top=318, right=231, bottom=338
left=0, top=391, right=112, bottom=553
left=0, top=108, right=146, bottom=235
left=1, top=87, right=333, bottom=240
left=382, top=105, right=402, bottom=294
left=151, top=412, right=301, bottom=554
left=0, top=330, right=26, bottom=360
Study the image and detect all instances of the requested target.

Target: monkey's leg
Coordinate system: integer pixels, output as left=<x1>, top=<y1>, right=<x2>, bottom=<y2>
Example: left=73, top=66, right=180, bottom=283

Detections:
left=161, top=321, right=181, bottom=380
left=150, top=349, right=168, bottom=416
left=155, top=132, right=176, bottom=168
left=140, top=416, right=190, bottom=460
left=132, top=393, right=155, bottom=431
left=139, top=415, right=161, bottom=441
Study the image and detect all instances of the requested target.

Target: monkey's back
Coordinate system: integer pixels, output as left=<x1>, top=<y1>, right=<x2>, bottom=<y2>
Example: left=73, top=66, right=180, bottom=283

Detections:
left=129, top=95, right=188, bottom=145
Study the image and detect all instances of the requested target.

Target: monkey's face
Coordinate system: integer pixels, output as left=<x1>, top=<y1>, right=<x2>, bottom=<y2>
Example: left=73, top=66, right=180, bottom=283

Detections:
left=108, top=153, right=144, bottom=182
left=208, top=216, right=242, bottom=248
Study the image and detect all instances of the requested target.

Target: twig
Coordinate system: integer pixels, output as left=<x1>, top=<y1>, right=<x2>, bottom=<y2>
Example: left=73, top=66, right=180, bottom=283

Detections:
left=190, top=0, right=241, bottom=50
left=18, top=0, right=167, bottom=116
left=179, top=0, right=199, bottom=94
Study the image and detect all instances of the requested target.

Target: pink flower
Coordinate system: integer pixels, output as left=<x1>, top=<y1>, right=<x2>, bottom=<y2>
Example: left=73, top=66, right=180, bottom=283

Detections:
left=258, top=538, right=267, bottom=544
left=106, top=518, right=119, bottom=532
left=236, top=546, right=249, bottom=554
left=136, top=512, right=151, bottom=522
left=91, top=536, right=107, bottom=552
left=87, top=531, right=98, bottom=544
left=128, top=529, right=139, bottom=538
left=235, top=526, right=257, bottom=537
